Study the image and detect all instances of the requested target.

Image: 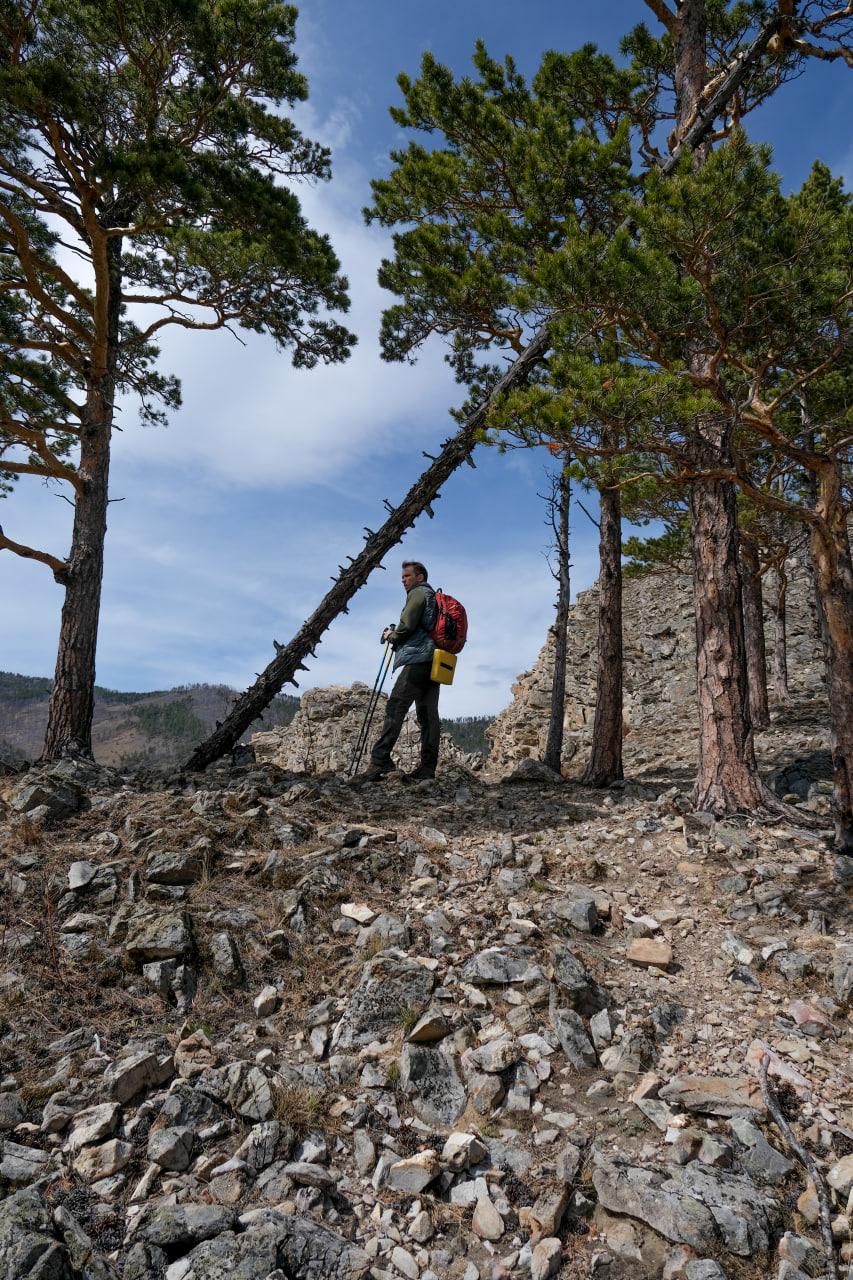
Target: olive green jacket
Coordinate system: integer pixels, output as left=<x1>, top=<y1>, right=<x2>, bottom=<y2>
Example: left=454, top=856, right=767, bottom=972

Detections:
left=391, top=583, right=436, bottom=671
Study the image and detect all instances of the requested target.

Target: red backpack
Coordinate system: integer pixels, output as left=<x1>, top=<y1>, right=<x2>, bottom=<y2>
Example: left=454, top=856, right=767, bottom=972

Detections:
left=430, top=589, right=468, bottom=654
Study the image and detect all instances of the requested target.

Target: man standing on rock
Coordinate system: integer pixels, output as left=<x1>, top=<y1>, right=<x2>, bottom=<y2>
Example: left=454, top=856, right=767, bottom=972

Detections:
left=360, top=560, right=440, bottom=782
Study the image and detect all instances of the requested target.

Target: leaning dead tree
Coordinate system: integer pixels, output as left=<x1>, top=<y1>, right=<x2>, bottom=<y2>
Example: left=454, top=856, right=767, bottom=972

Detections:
left=183, top=330, right=550, bottom=771
left=184, top=11, right=788, bottom=773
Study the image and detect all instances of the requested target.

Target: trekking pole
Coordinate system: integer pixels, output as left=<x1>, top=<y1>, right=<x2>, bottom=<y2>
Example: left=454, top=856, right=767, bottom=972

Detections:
left=349, top=643, right=393, bottom=777
left=348, top=642, right=393, bottom=776
left=357, top=647, right=393, bottom=773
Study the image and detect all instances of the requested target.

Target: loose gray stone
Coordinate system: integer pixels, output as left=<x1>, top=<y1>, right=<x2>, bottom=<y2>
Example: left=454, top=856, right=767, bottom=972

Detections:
left=468, top=1036, right=520, bottom=1073
left=106, top=1049, right=172, bottom=1103
left=832, top=946, right=853, bottom=1004
left=208, top=931, right=245, bottom=988
left=0, top=1141, right=52, bottom=1184
left=552, top=947, right=607, bottom=1015
left=146, top=848, right=206, bottom=885
left=400, top=1044, right=466, bottom=1126
left=461, top=946, right=543, bottom=986
left=728, top=1118, right=794, bottom=1185
left=551, top=1008, right=597, bottom=1069
left=65, top=1103, right=120, bottom=1153
left=197, top=1061, right=276, bottom=1122
left=11, top=777, right=81, bottom=820
left=147, top=1125, right=194, bottom=1171
left=124, top=910, right=193, bottom=962
left=0, top=1093, right=25, bottom=1133
left=128, top=1203, right=239, bottom=1248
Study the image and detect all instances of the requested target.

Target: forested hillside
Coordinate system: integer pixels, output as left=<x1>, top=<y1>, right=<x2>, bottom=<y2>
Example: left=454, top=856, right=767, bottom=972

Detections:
left=0, top=675, right=300, bottom=768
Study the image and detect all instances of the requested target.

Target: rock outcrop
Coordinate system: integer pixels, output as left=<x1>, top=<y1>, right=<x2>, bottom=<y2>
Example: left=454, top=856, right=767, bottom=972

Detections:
left=252, top=683, right=467, bottom=774
left=487, top=544, right=826, bottom=775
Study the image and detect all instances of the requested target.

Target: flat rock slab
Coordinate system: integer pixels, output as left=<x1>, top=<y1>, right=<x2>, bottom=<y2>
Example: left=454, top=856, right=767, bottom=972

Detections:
left=124, top=910, right=193, bottom=962
left=400, top=1044, right=466, bottom=1126
left=658, top=1075, right=764, bottom=1117
left=129, top=1203, right=239, bottom=1248
left=627, top=938, right=673, bottom=969
left=593, top=1156, right=780, bottom=1257
left=0, top=1141, right=53, bottom=1184
left=331, top=955, right=434, bottom=1050
left=146, top=849, right=206, bottom=885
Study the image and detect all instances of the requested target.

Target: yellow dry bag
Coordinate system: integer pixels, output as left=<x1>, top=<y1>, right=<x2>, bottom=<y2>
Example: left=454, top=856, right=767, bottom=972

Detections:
left=430, top=648, right=457, bottom=685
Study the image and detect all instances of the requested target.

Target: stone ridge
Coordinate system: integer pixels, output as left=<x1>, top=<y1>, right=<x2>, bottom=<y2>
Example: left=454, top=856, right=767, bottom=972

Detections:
left=487, top=546, right=825, bottom=775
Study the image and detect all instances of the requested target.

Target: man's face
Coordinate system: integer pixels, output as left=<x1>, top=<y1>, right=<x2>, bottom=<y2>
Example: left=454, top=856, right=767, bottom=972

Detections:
left=401, top=564, right=423, bottom=592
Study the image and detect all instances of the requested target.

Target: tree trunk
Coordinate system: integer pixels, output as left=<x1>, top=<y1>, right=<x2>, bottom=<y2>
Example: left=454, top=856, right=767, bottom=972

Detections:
left=41, top=241, right=122, bottom=760
left=582, top=475, right=623, bottom=786
left=673, top=2, right=768, bottom=815
left=690, top=424, right=767, bottom=813
left=738, top=535, right=770, bottom=729
left=769, top=561, right=790, bottom=704
left=543, top=463, right=571, bottom=774
left=808, top=466, right=853, bottom=853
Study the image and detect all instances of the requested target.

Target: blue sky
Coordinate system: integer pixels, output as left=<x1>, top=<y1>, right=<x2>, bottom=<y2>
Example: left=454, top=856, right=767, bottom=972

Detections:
left=2, top=2, right=851, bottom=717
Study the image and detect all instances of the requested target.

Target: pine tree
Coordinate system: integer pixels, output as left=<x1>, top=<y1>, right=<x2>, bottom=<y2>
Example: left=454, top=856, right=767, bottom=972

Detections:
left=0, top=0, right=354, bottom=759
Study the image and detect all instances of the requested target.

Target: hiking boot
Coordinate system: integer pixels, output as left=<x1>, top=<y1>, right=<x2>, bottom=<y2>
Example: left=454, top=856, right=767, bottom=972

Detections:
left=405, top=765, right=436, bottom=781
left=358, top=763, right=394, bottom=783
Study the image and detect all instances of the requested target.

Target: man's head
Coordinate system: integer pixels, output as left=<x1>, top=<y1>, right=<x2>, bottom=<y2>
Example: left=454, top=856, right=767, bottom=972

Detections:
left=402, top=560, right=428, bottom=591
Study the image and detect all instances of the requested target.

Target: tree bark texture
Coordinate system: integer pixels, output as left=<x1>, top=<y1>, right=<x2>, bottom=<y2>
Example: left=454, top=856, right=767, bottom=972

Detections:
left=769, top=561, right=790, bottom=704
left=543, top=464, right=571, bottom=774
left=689, top=427, right=766, bottom=814
left=738, top=536, right=770, bottom=730
left=808, top=466, right=853, bottom=853
left=583, top=476, right=623, bottom=786
left=42, top=240, right=123, bottom=760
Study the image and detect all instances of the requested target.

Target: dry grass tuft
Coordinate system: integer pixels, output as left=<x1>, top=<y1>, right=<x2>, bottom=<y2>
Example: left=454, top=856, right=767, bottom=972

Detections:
left=272, top=1084, right=338, bottom=1139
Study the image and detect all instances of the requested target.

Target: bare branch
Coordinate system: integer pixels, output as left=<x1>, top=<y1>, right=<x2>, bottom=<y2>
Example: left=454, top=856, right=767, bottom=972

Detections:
left=644, top=0, right=677, bottom=33
left=0, top=523, right=68, bottom=582
left=757, top=1053, right=836, bottom=1280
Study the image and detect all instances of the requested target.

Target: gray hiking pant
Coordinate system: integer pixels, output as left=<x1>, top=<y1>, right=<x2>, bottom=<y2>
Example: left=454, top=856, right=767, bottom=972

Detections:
left=370, top=661, right=440, bottom=771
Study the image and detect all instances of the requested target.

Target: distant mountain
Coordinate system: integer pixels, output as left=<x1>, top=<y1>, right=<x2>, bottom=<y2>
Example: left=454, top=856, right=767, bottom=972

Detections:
left=0, top=673, right=493, bottom=767
left=0, top=673, right=299, bottom=768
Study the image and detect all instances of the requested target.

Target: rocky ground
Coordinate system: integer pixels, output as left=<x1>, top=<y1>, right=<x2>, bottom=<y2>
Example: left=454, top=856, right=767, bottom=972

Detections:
left=1, top=697, right=852, bottom=1280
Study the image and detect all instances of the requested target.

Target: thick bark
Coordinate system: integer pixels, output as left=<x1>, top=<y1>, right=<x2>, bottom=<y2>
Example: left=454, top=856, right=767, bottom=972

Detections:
left=808, top=466, right=853, bottom=853
left=582, top=476, right=623, bottom=786
left=543, top=464, right=571, bottom=774
left=690, top=424, right=767, bottom=814
left=769, top=561, right=790, bottom=704
left=41, top=240, right=122, bottom=760
left=738, top=536, right=770, bottom=730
